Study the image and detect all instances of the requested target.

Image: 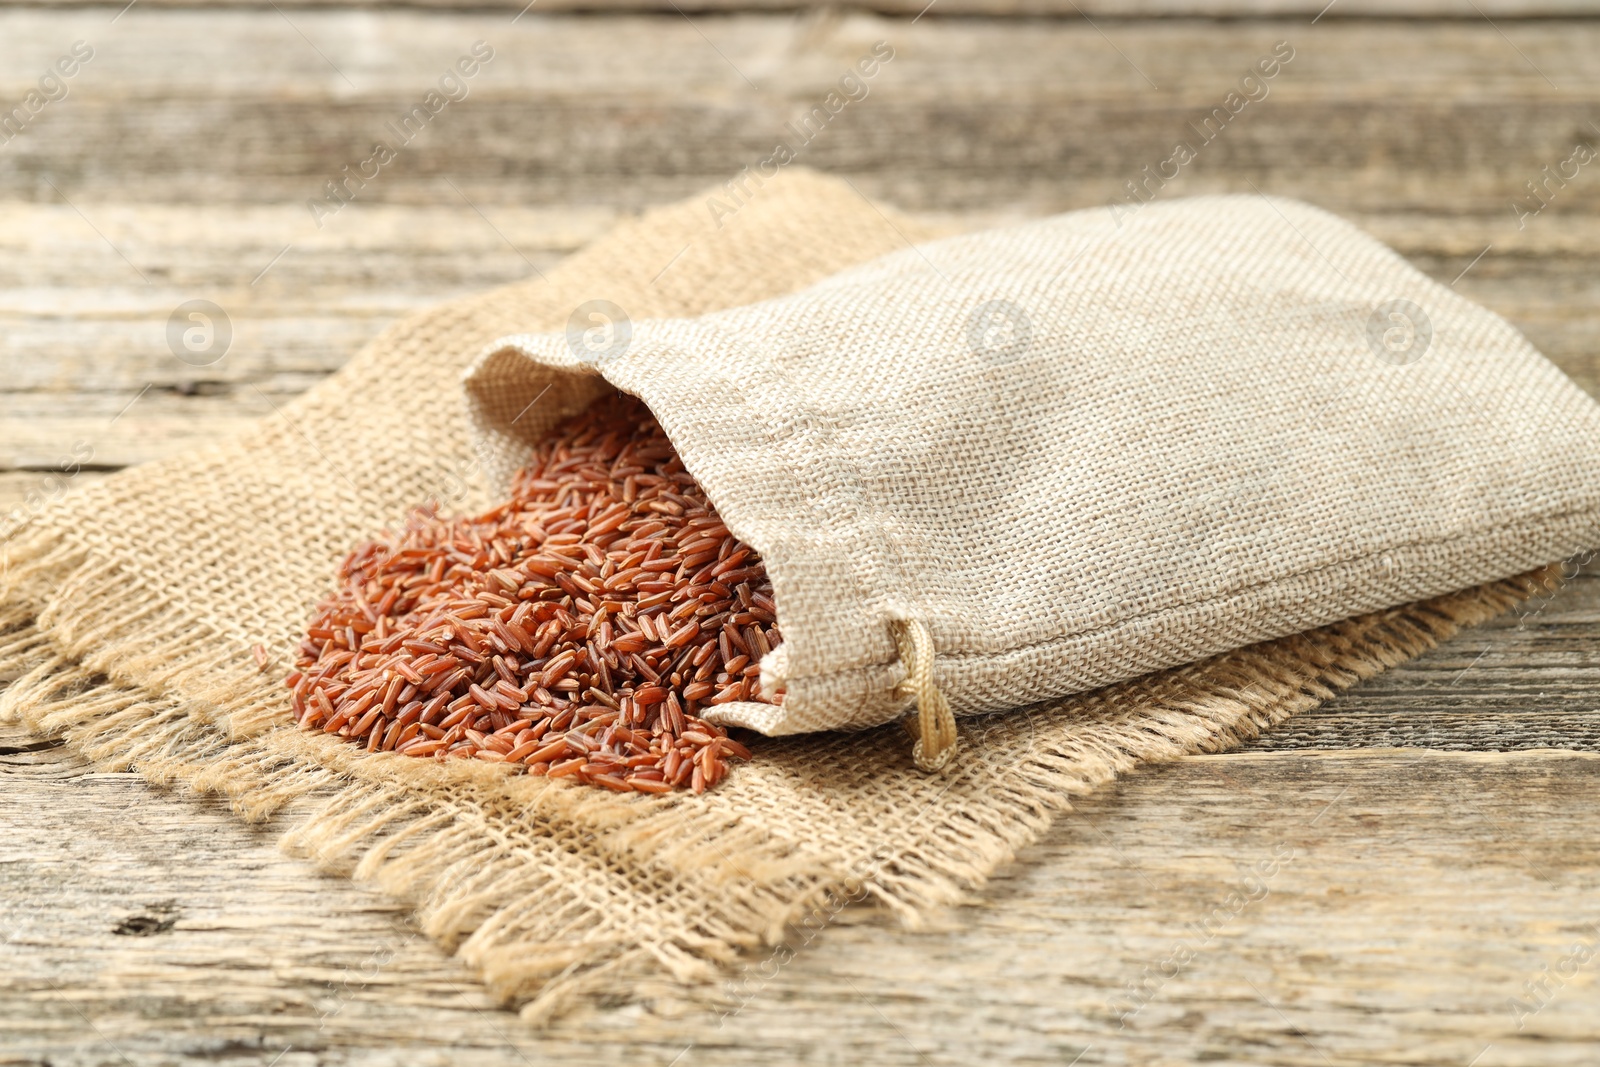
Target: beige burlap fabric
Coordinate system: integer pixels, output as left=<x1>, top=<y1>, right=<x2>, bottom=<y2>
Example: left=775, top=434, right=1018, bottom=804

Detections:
left=0, top=169, right=1567, bottom=1018
left=467, top=197, right=1600, bottom=749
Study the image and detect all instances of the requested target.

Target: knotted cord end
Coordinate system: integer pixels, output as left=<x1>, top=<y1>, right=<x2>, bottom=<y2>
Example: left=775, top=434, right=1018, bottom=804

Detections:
left=890, top=618, right=957, bottom=772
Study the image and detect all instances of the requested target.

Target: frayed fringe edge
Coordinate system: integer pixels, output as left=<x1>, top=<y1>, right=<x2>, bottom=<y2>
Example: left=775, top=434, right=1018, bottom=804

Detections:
left=0, top=524, right=1559, bottom=1021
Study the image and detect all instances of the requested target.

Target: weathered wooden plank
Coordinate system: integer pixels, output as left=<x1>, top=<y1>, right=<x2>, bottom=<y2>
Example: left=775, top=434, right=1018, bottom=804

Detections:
left=4, top=13, right=1600, bottom=480
left=2, top=13, right=1598, bottom=215
left=5, top=720, right=1599, bottom=1065
left=0, top=391, right=286, bottom=471
left=1244, top=565, right=1600, bottom=751
left=0, top=203, right=614, bottom=289
left=1, top=0, right=1592, bottom=16
left=0, top=201, right=617, bottom=469
left=5, top=8, right=1600, bottom=1063
left=5, top=11, right=1600, bottom=475
left=8, top=201, right=1600, bottom=468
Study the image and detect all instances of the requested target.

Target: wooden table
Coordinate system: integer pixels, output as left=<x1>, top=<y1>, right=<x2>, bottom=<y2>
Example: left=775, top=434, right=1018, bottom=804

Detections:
left=5, top=4, right=1600, bottom=1063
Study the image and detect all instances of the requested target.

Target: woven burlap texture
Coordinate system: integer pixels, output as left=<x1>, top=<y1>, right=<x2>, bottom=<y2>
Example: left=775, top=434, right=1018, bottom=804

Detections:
left=467, top=196, right=1600, bottom=740
left=0, top=169, right=1565, bottom=1018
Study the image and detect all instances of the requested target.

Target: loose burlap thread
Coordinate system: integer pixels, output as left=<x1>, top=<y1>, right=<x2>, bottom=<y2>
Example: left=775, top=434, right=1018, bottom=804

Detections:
left=0, top=169, right=1564, bottom=1018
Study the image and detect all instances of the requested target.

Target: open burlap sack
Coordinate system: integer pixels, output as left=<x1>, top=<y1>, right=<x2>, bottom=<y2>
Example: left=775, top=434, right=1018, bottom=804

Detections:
left=0, top=169, right=1562, bottom=1017
left=464, top=196, right=1600, bottom=771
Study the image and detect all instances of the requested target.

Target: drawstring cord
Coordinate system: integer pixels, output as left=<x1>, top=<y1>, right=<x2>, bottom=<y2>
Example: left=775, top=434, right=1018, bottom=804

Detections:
left=891, top=618, right=957, bottom=772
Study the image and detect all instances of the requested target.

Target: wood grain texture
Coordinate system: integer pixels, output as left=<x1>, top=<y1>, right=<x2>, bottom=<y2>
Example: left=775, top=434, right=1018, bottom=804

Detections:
left=10, top=205, right=1600, bottom=470
left=4, top=12, right=1600, bottom=470
left=4, top=0, right=1594, bottom=15
left=6, top=8, right=1600, bottom=1063
left=2, top=11, right=1598, bottom=215
left=1244, top=566, right=1600, bottom=753
left=5, top=721, right=1600, bottom=1065
left=0, top=201, right=617, bottom=468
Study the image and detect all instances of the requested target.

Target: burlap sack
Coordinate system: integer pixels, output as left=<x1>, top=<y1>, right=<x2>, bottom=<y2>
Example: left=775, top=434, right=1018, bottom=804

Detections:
left=464, top=196, right=1600, bottom=768
left=0, top=169, right=1563, bottom=1017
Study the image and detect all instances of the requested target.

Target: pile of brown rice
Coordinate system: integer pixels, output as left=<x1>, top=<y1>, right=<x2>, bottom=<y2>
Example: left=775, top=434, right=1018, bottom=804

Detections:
left=286, top=394, right=773, bottom=793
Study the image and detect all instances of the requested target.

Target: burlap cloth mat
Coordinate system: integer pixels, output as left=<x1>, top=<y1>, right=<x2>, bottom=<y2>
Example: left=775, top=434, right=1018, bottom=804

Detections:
left=0, top=169, right=1554, bottom=1020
